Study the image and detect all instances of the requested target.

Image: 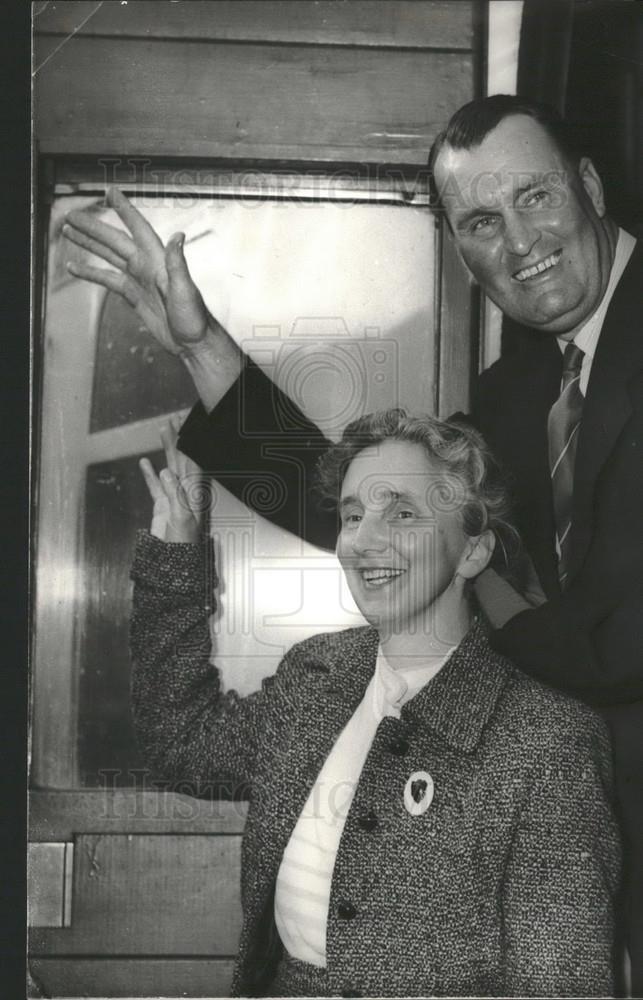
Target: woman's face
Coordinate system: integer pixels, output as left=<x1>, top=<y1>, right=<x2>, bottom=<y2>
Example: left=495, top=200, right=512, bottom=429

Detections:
left=337, top=439, right=469, bottom=634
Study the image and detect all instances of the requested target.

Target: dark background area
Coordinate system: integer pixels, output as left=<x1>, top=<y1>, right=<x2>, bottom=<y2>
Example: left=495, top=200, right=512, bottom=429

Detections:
left=3, top=4, right=31, bottom=997
left=518, top=0, right=642, bottom=230
left=566, top=0, right=643, bottom=233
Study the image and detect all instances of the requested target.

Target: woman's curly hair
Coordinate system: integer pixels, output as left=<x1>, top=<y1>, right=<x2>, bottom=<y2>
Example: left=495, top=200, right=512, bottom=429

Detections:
left=316, top=408, right=521, bottom=570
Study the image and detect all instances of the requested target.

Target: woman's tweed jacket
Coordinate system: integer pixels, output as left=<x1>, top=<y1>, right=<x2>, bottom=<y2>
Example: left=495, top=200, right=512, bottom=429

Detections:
left=130, top=532, right=621, bottom=998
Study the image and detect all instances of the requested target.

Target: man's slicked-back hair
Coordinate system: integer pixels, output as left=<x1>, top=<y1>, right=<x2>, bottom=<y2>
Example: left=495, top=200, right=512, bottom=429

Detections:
left=428, top=94, right=582, bottom=213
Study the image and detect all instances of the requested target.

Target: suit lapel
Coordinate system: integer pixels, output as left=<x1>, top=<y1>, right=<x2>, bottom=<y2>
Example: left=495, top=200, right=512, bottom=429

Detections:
left=569, top=241, right=643, bottom=579
left=494, top=333, right=562, bottom=595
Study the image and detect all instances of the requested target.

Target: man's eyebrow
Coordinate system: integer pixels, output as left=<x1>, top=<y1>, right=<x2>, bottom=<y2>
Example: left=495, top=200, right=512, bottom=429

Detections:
left=453, top=175, right=555, bottom=229
left=454, top=206, right=496, bottom=230
left=514, top=176, right=551, bottom=199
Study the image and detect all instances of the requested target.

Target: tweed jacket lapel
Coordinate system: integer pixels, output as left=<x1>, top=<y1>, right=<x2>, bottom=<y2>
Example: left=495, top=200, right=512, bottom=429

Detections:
left=317, top=621, right=512, bottom=754
left=259, top=623, right=509, bottom=887
left=569, top=240, right=643, bottom=580
left=400, top=621, right=512, bottom=752
left=323, top=625, right=381, bottom=700
left=259, top=627, right=380, bottom=880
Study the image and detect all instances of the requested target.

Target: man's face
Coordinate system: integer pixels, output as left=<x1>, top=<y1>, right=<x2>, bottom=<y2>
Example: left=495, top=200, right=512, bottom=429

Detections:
left=336, top=439, right=467, bottom=636
left=433, top=115, right=616, bottom=336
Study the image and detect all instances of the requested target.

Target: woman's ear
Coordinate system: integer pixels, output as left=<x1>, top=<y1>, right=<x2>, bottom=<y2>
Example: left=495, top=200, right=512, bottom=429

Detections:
left=456, top=531, right=496, bottom=581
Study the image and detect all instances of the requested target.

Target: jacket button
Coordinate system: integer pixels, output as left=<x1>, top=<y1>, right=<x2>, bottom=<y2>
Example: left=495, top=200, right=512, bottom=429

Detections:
left=388, top=737, right=409, bottom=756
left=337, top=900, right=356, bottom=920
left=357, top=811, right=378, bottom=832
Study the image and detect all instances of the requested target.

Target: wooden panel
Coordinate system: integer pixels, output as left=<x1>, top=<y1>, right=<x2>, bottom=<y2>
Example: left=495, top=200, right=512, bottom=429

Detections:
left=30, top=834, right=243, bottom=955
left=30, top=958, right=235, bottom=998
left=436, top=221, right=478, bottom=417
left=33, top=36, right=472, bottom=162
left=28, top=844, right=67, bottom=928
left=34, top=0, right=474, bottom=50
left=29, top=790, right=248, bottom=840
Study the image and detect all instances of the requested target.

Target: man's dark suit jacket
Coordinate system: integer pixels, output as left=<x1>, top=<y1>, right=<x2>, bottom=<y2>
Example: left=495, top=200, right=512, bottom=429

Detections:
left=178, top=239, right=643, bottom=968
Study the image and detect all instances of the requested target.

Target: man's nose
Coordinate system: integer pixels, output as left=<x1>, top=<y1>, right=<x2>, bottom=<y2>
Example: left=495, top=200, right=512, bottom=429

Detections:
left=503, top=211, right=540, bottom=257
left=351, top=515, right=388, bottom=554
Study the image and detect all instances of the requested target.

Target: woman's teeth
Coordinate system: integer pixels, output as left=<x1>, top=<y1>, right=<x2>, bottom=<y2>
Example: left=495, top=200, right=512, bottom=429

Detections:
left=514, top=250, right=562, bottom=282
left=360, top=568, right=405, bottom=588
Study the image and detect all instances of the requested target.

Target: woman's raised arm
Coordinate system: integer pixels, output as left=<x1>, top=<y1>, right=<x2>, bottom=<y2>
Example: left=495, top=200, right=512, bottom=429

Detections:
left=130, top=422, right=272, bottom=796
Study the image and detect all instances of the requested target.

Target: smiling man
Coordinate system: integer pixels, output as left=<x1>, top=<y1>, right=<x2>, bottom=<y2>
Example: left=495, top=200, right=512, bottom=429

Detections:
left=427, top=96, right=642, bottom=992
left=431, top=111, right=617, bottom=335
left=64, top=93, right=643, bottom=991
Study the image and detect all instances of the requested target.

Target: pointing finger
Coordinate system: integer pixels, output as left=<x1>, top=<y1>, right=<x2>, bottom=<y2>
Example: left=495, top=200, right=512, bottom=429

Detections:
left=139, top=457, right=165, bottom=502
left=66, top=261, right=140, bottom=308
left=164, top=233, right=196, bottom=291
left=159, top=468, right=191, bottom=518
left=107, top=187, right=163, bottom=256
left=63, top=222, right=128, bottom=271
left=66, top=208, right=136, bottom=261
left=159, top=422, right=181, bottom=475
left=165, top=233, right=186, bottom=270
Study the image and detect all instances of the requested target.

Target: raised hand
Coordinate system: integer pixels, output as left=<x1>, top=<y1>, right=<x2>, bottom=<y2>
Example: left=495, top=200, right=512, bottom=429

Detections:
left=64, top=186, right=211, bottom=356
left=64, top=186, right=243, bottom=411
left=139, top=417, right=207, bottom=544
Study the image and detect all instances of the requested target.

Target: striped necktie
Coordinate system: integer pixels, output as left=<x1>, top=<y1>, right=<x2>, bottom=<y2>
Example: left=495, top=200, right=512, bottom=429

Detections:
left=548, top=342, right=584, bottom=588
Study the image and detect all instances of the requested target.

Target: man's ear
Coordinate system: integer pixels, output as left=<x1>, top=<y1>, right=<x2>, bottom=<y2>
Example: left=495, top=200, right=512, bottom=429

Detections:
left=457, top=530, right=496, bottom=581
left=578, top=157, right=606, bottom=217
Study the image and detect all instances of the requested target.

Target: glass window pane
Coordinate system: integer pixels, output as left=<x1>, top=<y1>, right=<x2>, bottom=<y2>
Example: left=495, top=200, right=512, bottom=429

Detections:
left=78, top=452, right=159, bottom=786
left=33, top=186, right=436, bottom=788
left=90, top=294, right=196, bottom=432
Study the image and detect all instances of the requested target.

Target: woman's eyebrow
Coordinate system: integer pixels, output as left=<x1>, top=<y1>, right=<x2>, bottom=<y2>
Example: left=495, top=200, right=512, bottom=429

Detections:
left=339, top=495, right=361, bottom=511
left=340, top=489, right=420, bottom=510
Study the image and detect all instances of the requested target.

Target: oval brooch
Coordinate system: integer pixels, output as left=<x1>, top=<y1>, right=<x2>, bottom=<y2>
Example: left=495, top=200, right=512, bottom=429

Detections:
left=404, top=770, right=434, bottom=816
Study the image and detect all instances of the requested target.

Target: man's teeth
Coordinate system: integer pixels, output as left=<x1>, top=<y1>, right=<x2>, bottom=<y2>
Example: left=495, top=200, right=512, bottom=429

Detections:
left=360, top=568, right=405, bottom=586
left=514, top=251, right=562, bottom=282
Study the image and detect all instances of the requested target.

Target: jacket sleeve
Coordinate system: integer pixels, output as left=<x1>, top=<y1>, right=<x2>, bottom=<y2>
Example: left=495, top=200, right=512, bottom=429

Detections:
left=130, top=529, right=282, bottom=796
left=501, top=717, right=621, bottom=996
left=177, top=358, right=337, bottom=551
left=491, top=550, right=643, bottom=705
left=470, top=346, right=643, bottom=706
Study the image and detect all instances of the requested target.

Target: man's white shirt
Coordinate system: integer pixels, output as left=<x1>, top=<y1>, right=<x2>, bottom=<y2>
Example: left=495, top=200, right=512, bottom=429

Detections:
left=558, top=227, right=635, bottom=394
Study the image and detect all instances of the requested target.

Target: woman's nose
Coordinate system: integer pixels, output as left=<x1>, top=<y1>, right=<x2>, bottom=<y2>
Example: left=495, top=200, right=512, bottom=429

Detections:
left=351, top=516, right=388, bottom=554
left=503, top=211, right=539, bottom=257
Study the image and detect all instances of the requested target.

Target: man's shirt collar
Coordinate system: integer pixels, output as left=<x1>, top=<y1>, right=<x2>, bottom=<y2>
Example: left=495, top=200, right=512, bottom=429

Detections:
left=556, top=228, right=636, bottom=390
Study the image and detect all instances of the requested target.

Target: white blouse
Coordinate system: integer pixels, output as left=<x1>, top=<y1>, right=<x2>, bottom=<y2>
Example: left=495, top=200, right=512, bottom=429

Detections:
left=273, top=645, right=453, bottom=967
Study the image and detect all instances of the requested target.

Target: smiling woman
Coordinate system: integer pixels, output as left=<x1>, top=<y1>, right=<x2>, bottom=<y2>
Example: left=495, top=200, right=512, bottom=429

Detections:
left=130, top=409, right=620, bottom=997
left=319, top=410, right=513, bottom=653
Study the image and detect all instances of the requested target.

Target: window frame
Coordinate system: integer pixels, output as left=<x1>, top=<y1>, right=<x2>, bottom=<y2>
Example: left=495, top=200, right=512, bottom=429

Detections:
left=30, top=156, right=476, bottom=791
